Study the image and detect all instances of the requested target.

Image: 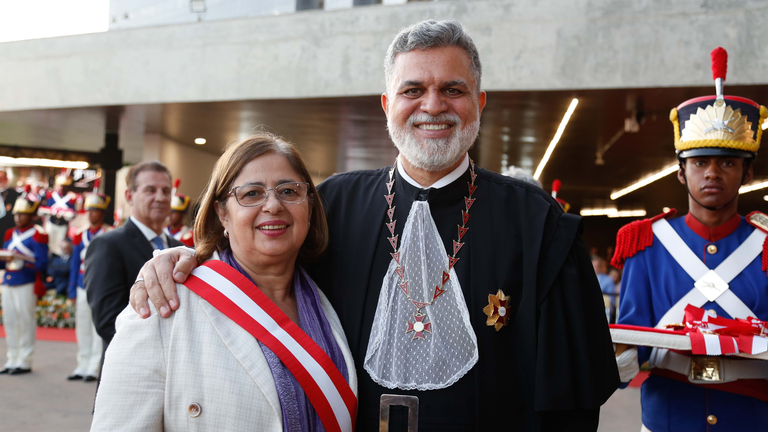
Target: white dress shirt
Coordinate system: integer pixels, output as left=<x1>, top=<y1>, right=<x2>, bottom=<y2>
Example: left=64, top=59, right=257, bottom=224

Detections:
left=396, top=154, right=469, bottom=190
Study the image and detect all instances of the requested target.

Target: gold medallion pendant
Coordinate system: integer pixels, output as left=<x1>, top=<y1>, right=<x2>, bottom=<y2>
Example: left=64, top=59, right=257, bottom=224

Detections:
left=483, top=290, right=510, bottom=331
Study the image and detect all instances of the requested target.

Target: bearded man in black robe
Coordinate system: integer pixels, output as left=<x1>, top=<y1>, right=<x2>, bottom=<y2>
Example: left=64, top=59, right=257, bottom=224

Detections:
left=131, top=19, right=618, bottom=432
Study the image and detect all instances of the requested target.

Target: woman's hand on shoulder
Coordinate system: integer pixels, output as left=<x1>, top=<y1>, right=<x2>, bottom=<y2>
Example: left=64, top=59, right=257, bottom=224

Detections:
left=130, top=247, right=199, bottom=319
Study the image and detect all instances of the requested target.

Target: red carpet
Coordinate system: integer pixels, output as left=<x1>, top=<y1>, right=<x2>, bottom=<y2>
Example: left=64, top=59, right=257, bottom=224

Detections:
left=628, top=370, right=650, bottom=388
left=0, top=325, right=77, bottom=343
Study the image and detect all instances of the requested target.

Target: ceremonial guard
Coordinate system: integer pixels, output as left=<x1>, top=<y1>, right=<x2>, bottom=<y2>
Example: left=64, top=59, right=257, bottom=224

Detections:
left=0, top=186, right=49, bottom=375
left=42, top=170, right=78, bottom=256
left=68, top=182, right=111, bottom=382
left=163, top=179, right=194, bottom=247
left=613, top=48, right=768, bottom=431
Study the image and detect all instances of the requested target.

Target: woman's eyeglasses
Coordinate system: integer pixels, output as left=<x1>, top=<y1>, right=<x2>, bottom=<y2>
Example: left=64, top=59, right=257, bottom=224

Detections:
left=228, top=182, right=310, bottom=207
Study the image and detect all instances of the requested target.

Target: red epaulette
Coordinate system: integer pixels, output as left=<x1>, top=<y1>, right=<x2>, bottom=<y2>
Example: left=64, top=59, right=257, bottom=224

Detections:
left=33, top=225, right=49, bottom=244
left=72, top=224, right=90, bottom=246
left=611, top=209, right=677, bottom=269
left=746, top=211, right=768, bottom=278
left=71, top=231, right=83, bottom=246
left=4, top=228, right=13, bottom=243
left=180, top=230, right=194, bottom=248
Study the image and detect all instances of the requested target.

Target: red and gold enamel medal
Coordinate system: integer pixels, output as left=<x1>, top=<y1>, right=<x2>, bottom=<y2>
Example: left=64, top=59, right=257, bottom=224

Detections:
left=483, top=289, right=510, bottom=331
left=406, top=312, right=432, bottom=340
left=384, top=158, right=478, bottom=341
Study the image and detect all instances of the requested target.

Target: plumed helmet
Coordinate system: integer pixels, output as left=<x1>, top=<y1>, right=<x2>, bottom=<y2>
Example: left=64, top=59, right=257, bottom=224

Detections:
left=551, top=179, right=570, bottom=213
left=171, top=178, right=190, bottom=212
left=13, top=185, right=41, bottom=214
left=54, top=169, right=72, bottom=186
left=671, top=47, right=768, bottom=159
left=84, top=193, right=110, bottom=211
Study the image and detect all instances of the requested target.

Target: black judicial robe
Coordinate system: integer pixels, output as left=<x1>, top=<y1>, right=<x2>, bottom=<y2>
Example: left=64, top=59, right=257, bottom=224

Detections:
left=307, top=165, right=619, bottom=432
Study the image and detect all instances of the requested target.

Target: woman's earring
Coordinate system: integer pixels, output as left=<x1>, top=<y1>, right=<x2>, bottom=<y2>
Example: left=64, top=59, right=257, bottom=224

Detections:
left=224, top=228, right=229, bottom=238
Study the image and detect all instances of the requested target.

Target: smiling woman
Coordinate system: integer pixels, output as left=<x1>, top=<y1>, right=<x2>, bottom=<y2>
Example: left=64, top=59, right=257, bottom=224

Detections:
left=194, top=134, right=328, bottom=265
left=92, top=133, right=355, bottom=432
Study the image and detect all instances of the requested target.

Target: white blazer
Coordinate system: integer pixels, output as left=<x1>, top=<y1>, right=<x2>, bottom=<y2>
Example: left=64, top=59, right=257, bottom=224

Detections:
left=91, top=260, right=357, bottom=432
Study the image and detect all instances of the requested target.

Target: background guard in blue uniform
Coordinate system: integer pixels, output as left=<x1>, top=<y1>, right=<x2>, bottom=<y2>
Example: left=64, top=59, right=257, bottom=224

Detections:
left=67, top=185, right=111, bottom=382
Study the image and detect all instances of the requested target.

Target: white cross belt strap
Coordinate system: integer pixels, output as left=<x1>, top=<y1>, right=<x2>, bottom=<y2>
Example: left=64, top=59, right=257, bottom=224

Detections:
left=50, top=192, right=70, bottom=210
left=183, top=260, right=357, bottom=432
left=653, top=218, right=765, bottom=327
left=8, top=227, right=36, bottom=258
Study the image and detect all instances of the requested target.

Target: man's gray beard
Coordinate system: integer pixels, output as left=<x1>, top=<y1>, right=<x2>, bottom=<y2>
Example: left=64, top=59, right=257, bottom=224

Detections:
left=388, top=113, right=480, bottom=173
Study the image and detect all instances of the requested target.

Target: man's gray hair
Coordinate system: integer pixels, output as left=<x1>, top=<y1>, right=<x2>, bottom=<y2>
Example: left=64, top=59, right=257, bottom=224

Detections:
left=502, top=166, right=542, bottom=189
left=384, top=19, right=482, bottom=93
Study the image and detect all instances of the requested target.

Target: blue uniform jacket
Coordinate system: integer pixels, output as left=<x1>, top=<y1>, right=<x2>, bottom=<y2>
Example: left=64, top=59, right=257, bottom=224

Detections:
left=1, top=225, right=49, bottom=286
left=618, top=214, right=768, bottom=432
left=69, top=225, right=109, bottom=298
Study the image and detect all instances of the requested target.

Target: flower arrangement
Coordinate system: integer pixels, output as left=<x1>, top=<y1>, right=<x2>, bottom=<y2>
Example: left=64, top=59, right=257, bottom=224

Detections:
left=35, top=294, right=77, bottom=328
left=0, top=292, right=76, bottom=328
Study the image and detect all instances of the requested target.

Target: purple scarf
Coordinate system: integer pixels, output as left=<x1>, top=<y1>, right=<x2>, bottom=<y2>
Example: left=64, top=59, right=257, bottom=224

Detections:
left=219, top=249, right=349, bottom=432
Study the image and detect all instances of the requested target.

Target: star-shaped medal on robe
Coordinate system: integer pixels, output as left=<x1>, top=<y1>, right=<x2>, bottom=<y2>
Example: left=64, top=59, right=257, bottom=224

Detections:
left=406, top=312, right=432, bottom=340
left=483, top=289, right=510, bottom=331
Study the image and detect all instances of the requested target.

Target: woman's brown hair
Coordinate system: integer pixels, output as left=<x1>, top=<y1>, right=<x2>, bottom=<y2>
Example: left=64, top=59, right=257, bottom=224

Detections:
left=193, top=132, right=328, bottom=263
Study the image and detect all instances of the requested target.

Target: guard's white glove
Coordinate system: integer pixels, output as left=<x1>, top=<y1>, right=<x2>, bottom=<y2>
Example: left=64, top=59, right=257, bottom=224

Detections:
left=615, top=346, right=640, bottom=383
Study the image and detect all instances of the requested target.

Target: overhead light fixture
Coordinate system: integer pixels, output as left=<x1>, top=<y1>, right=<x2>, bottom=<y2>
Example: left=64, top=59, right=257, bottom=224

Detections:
left=580, top=207, right=646, bottom=218
left=764, top=195, right=768, bottom=201
left=740, top=180, right=768, bottom=194
left=662, top=207, right=671, bottom=213
left=533, top=98, right=579, bottom=180
left=0, top=156, right=88, bottom=170
left=609, top=210, right=647, bottom=218
left=580, top=208, right=617, bottom=216
left=610, top=163, right=679, bottom=200
left=194, top=138, right=206, bottom=145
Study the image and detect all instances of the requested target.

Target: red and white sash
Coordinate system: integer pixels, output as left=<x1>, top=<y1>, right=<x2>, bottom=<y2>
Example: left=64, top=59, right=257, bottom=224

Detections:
left=183, top=260, right=357, bottom=432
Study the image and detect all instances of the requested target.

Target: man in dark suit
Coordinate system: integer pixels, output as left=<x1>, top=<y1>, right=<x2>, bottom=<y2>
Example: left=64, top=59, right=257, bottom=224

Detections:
left=85, top=161, right=183, bottom=349
left=0, top=169, right=20, bottom=236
